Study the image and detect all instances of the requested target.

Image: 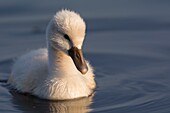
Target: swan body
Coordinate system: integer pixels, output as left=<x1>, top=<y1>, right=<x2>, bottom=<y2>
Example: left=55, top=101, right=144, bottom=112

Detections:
left=8, top=9, right=96, bottom=100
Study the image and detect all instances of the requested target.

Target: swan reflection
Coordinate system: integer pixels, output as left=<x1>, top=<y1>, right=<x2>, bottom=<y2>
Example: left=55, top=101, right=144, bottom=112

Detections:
left=10, top=91, right=94, bottom=113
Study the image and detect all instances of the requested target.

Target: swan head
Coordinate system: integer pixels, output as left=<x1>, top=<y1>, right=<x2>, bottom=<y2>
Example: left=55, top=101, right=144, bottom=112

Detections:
left=47, top=9, right=88, bottom=74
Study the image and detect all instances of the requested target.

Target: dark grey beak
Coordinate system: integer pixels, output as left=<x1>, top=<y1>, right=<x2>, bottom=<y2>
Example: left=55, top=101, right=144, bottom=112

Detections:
left=68, top=47, right=88, bottom=74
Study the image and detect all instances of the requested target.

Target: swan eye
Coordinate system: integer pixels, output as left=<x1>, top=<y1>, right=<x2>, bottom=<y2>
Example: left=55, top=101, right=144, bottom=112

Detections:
left=64, top=34, right=71, bottom=42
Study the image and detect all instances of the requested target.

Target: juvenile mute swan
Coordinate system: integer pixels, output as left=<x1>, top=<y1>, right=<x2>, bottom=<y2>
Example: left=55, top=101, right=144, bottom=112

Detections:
left=8, top=9, right=96, bottom=100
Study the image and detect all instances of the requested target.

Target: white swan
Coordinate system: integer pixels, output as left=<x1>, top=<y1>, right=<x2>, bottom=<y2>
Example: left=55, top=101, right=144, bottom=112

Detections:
left=7, top=9, right=96, bottom=100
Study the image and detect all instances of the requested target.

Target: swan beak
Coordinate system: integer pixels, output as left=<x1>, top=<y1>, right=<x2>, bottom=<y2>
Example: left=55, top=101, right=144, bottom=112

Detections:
left=68, top=47, right=88, bottom=74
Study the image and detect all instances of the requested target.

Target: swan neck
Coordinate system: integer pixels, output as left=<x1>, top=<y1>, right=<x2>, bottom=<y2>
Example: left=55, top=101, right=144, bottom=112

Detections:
left=48, top=46, right=59, bottom=75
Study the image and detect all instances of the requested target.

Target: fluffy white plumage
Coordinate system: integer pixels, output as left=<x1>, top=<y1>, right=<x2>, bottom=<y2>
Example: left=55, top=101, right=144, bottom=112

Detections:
left=7, top=9, right=96, bottom=100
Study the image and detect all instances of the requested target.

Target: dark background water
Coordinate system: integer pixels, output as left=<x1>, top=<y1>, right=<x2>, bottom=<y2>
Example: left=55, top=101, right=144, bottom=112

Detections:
left=0, top=0, right=170, bottom=113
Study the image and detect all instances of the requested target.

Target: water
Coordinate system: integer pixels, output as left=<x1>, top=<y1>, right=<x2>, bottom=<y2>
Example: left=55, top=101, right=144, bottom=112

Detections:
left=1, top=0, right=170, bottom=113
